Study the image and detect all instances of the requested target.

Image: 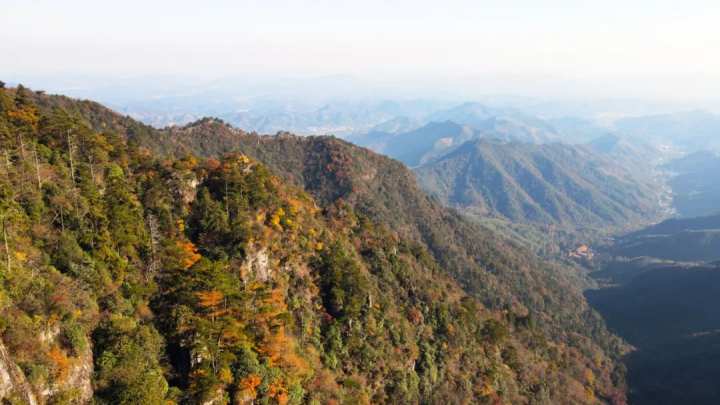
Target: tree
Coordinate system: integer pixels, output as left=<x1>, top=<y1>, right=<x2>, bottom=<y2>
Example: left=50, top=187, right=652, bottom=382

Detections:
left=94, top=316, right=169, bottom=404
left=187, top=187, right=230, bottom=257
left=196, top=290, right=225, bottom=323
left=314, top=242, right=369, bottom=319
left=178, top=240, right=201, bottom=269
left=104, top=163, right=148, bottom=259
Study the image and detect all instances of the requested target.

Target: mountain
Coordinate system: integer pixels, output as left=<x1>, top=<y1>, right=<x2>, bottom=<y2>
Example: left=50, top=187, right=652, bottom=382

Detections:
left=586, top=134, right=672, bottom=183
left=350, top=118, right=558, bottom=168
left=350, top=121, right=479, bottom=167
left=661, top=151, right=720, bottom=218
left=414, top=139, right=665, bottom=229
left=548, top=116, right=615, bottom=144
left=428, top=102, right=560, bottom=144
left=627, top=214, right=720, bottom=236
left=348, top=103, right=563, bottom=167
left=587, top=134, right=659, bottom=164
left=0, top=84, right=627, bottom=403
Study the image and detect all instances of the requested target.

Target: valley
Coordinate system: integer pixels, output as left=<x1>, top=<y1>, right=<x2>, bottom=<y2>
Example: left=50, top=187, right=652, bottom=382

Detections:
left=587, top=259, right=720, bottom=405
left=342, top=92, right=720, bottom=405
left=582, top=214, right=720, bottom=405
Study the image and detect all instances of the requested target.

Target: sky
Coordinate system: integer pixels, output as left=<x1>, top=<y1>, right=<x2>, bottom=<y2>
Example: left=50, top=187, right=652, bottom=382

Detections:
left=3, top=0, right=720, bottom=101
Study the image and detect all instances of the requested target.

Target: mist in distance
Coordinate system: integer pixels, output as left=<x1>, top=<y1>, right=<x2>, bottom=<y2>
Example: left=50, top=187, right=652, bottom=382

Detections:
left=3, top=0, right=720, bottom=102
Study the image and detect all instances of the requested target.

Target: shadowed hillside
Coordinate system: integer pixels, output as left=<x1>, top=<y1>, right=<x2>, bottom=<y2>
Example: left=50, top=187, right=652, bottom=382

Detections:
left=587, top=262, right=720, bottom=405
left=609, top=214, right=720, bottom=262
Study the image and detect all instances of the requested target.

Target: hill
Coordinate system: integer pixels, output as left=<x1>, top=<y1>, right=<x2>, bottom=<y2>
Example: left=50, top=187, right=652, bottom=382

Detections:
left=414, top=139, right=665, bottom=229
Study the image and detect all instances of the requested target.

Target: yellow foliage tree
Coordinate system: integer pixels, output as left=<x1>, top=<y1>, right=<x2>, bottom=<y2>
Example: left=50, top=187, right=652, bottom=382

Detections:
left=178, top=240, right=201, bottom=269
left=269, top=208, right=285, bottom=230
left=235, top=374, right=262, bottom=404
left=195, top=290, right=225, bottom=322
left=48, top=346, right=70, bottom=381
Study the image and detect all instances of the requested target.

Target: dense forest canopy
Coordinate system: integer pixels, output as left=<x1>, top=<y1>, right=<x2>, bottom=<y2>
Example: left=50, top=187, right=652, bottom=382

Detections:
left=0, top=84, right=626, bottom=404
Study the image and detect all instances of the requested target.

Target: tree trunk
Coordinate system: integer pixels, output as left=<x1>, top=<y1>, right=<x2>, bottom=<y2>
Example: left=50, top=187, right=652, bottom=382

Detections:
left=2, top=149, right=9, bottom=173
left=67, top=130, right=75, bottom=185
left=145, top=214, right=160, bottom=280
left=33, top=144, right=41, bottom=190
left=224, top=179, right=230, bottom=219
left=17, top=133, right=25, bottom=160
left=88, top=155, right=95, bottom=184
left=2, top=217, right=9, bottom=273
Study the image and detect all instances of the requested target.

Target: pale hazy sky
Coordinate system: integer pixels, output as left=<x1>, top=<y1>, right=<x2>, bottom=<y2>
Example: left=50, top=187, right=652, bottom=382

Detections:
left=3, top=0, right=720, bottom=100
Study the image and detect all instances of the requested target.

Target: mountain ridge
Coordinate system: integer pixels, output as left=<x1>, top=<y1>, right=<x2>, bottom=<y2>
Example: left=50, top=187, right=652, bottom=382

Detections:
left=414, top=138, right=665, bottom=230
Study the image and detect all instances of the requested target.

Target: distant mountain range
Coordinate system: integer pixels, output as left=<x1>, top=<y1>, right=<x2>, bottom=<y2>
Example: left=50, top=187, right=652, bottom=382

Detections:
left=349, top=121, right=478, bottom=167
left=345, top=104, right=671, bottom=231
left=32, top=75, right=719, bottom=156
left=217, top=99, right=444, bottom=136
left=349, top=103, right=561, bottom=167
left=426, top=103, right=560, bottom=143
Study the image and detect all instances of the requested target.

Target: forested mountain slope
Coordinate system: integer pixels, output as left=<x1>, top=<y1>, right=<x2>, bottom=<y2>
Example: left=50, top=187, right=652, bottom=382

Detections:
left=414, top=139, right=664, bottom=230
left=0, top=85, right=626, bottom=404
left=125, top=115, right=621, bottom=344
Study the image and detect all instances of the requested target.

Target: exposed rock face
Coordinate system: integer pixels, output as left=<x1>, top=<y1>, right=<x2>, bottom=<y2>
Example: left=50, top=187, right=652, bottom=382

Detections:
left=241, top=248, right=271, bottom=282
left=70, top=346, right=94, bottom=403
left=201, top=387, right=226, bottom=405
left=0, top=339, right=38, bottom=405
left=40, top=344, right=94, bottom=404
left=1, top=326, right=94, bottom=405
